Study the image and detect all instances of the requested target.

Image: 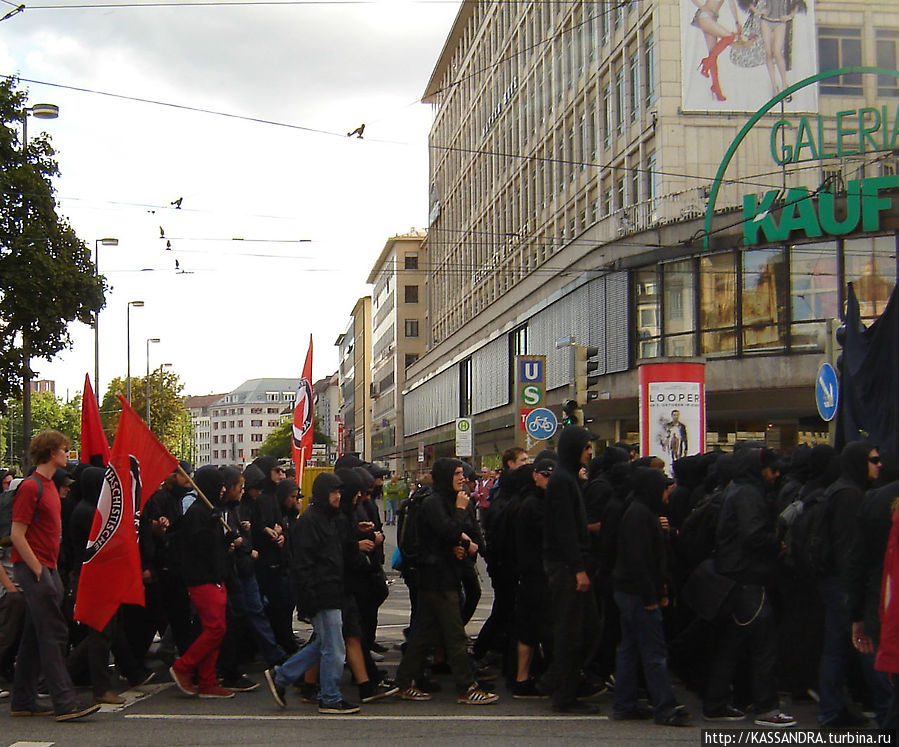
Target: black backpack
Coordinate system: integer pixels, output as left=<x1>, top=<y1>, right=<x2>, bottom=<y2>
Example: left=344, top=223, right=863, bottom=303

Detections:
left=786, top=488, right=833, bottom=578
left=0, top=475, right=43, bottom=547
left=676, top=489, right=724, bottom=572
left=397, top=485, right=431, bottom=567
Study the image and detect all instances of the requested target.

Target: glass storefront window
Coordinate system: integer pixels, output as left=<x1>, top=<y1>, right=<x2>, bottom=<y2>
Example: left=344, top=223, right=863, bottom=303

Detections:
left=742, top=248, right=787, bottom=353
left=844, top=236, right=896, bottom=319
left=663, top=259, right=695, bottom=356
left=790, top=242, right=838, bottom=351
left=700, top=252, right=737, bottom=357
left=635, top=268, right=660, bottom=358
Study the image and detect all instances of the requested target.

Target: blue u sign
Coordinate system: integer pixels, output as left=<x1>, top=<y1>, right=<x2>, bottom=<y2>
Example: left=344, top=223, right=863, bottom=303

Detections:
left=520, top=359, right=543, bottom=383
left=525, top=407, right=558, bottom=440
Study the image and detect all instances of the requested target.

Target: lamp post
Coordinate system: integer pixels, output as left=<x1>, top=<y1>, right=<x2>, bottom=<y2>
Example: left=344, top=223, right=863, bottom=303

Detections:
left=145, top=338, right=160, bottom=425
left=19, top=103, right=59, bottom=469
left=126, top=300, right=144, bottom=402
left=93, top=237, right=118, bottom=403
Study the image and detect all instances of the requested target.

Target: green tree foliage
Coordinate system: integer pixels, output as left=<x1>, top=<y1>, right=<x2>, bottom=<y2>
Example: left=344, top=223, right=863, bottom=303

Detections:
left=100, top=369, right=188, bottom=455
left=259, top=415, right=331, bottom=459
left=0, top=77, right=105, bottom=409
left=2, top=390, right=81, bottom=469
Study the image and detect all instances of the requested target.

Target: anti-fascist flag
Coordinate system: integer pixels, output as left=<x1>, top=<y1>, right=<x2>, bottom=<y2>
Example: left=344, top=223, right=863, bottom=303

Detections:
left=292, top=335, right=314, bottom=479
left=80, top=373, right=110, bottom=467
left=73, top=396, right=178, bottom=631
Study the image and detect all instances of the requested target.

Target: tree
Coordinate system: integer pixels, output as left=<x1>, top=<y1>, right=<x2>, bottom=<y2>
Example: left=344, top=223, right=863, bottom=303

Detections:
left=0, top=78, right=105, bottom=441
left=100, top=369, right=188, bottom=456
left=2, top=390, right=81, bottom=470
left=258, top=415, right=331, bottom=459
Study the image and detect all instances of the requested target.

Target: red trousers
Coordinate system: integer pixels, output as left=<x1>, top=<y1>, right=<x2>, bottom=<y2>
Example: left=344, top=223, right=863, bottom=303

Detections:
left=175, top=583, right=227, bottom=689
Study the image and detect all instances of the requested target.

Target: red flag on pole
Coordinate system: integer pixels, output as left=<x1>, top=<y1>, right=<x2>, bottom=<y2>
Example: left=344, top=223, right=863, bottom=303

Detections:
left=80, top=373, right=110, bottom=466
left=73, top=397, right=178, bottom=631
left=292, top=335, right=314, bottom=478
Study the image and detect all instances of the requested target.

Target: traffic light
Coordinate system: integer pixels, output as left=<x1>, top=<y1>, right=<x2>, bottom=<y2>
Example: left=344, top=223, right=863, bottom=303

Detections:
left=574, top=345, right=601, bottom=408
left=561, top=399, right=581, bottom=426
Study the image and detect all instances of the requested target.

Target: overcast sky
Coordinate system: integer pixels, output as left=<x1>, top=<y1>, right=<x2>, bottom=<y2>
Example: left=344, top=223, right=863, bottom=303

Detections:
left=1, top=0, right=460, bottom=401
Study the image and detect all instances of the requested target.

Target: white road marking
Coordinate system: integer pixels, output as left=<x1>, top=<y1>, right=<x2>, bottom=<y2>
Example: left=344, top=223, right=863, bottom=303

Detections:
left=9, top=742, right=55, bottom=746
left=126, top=714, right=608, bottom=722
left=97, top=683, right=173, bottom=713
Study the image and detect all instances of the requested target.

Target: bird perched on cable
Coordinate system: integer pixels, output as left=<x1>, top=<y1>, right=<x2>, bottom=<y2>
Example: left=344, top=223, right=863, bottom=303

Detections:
left=175, top=259, right=180, bottom=271
left=347, top=124, right=365, bottom=139
left=171, top=197, right=183, bottom=209
left=165, top=240, right=172, bottom=250
left=159, top=226, right=165, bottom=238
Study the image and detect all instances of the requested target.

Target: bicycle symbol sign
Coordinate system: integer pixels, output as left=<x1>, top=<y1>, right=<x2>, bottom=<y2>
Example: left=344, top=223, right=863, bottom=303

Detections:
left=524, top=407, right=558, bottom=441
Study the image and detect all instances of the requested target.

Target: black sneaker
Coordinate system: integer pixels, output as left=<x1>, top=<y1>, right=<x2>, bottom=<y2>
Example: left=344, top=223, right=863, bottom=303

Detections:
left=220, top=674, right=259, bottom=692
left=754, top=711, right=797, bottom=728
left=511, top=679, right=548, bottom=699
left=553, top=700, right=600, bottom=715
left=575, top=680, right=604, bottom=701
left=359, top=681, right=399, bottom=703
left=370, top=642, right=389, bottom=654
left=658, top=705, right=691, bottom=727
left=318, top=699, right=360, bottom=714
left=264, top=668, right=286, bottom=708
left=10, top=704, right=54, bottom=717
left=613, top=705, right=654, bottom=720
left=55, top=702, right=102, bottom=722
left=703, top=705, right=746, bottom=721
left=294, top=681, right=318, bottom=703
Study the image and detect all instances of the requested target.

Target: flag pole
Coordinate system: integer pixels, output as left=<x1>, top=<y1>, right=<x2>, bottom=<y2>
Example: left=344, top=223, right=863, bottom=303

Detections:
left=177, top=464, right=230, bottom=531
left=298, top=446, right=306, bottom=489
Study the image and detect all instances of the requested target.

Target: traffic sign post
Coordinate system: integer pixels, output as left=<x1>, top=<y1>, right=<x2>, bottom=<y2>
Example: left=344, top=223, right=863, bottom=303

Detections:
left=455, top=417, right=473, bottom=457
left=524, top=407, right=558, bottom=441
left=816, top=362, right=839, bottom=423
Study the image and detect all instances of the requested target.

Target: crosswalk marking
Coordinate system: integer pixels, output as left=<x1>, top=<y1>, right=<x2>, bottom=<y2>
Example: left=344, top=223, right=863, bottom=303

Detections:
left=126, top=713, right=609, bottom=722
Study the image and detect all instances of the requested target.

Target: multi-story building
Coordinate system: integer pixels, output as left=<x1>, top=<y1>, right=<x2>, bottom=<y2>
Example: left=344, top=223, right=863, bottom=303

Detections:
left=402, top=0, right=898, bottom=467
left=367, top=230, right=428, bottom=472
left=336, top=297, right=373, bottom=459
left=184, top=393, right=225, bottom=467
left=207, top=378, right=299, bottom=466
left=313, top=372, right=341, bottom=465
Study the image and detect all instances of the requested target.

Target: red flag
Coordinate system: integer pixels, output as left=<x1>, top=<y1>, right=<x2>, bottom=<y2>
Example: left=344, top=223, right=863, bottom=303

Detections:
left=113, top=395, right=178, bottom=510
left=292, top=335, right=314, bottom=476
left=80, top=373, right=110, bottom=466
left=73, top=453, right=144, bottom=631
left=73, top=397, right=179, bottom=631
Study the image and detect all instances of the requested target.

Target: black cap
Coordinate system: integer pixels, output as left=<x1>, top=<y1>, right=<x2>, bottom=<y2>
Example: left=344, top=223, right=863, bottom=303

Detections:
left=532, top=457, right=556, bottom=474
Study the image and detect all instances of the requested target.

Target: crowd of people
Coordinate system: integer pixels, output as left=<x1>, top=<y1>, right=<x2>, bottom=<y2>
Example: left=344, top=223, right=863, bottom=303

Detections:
left=1, top=425, right=898, bottom=732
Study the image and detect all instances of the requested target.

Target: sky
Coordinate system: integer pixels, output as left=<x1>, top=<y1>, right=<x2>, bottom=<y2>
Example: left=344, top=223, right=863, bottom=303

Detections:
left=1, top=0, right=461, bottom=401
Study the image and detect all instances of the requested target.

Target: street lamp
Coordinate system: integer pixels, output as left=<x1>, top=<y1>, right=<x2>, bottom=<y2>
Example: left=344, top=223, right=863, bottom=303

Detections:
left=94, top=237, right=118, bottom=403
left=146, top=338, right=160, bottom=425
left=126, top=300, right=144, bottom=402
left=20, top=102, right=59, bottom=470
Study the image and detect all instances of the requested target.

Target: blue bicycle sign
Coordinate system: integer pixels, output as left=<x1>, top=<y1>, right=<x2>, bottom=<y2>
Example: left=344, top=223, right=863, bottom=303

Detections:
left=524, top=407, right=558, bottom=440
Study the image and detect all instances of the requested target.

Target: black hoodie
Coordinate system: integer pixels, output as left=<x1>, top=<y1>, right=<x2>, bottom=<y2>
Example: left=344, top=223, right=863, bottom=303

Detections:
left=181, top=466, right=230, bottom=587
left=825, top=440, right=877, bottom=582
left=613, top=467, right=670, bottom=605
left=290, top=472, right=345, bottom=615
left=68, top=466, right=105, bottom=574
left=417, top=457, right=468, bottom=590
left=543, top=426, right=592, bottom=575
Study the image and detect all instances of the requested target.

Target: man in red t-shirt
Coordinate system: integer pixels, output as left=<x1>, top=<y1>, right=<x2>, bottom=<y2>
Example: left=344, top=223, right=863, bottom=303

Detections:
left=9, top=430, right=100, bottom=722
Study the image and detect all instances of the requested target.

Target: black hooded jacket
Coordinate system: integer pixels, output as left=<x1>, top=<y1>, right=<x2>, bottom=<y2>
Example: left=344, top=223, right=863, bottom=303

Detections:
left=68, top=466, right=105, bottom=574
left=824, top=440, right=876, bottom=582
left=248, top=456, right=286, bottom=567
left=714, top=448, right=780, bottom=585
left=515, top=475, right=546, bottom=578
left=417, top=457, right=468, bottom=590
left=290, top=472, right=345, bottom=615
left=543, top=426, right=592, bottom=575
left=613, top=467, right=670, bottom=605
left=181, top=466, right=230, bottom=587
left=583, top=447, right=630, bottom=578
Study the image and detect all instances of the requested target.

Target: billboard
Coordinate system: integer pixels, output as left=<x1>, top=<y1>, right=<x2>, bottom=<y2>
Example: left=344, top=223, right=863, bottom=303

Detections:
left=680, top=0, right=818, bottom=113
left=639, top=362, right=706, bottom=476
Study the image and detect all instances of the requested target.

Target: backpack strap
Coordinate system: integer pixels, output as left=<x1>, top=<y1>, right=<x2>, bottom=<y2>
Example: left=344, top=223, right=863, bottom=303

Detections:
left=24, top=474, right=43, bottom=524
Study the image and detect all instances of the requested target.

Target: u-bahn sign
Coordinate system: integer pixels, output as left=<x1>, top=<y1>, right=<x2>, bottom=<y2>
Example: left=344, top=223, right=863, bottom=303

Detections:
left=515, top=355, right=546, bottom=448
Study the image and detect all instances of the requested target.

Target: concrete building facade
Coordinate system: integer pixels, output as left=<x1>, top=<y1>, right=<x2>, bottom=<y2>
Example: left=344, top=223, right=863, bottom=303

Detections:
left=336, top=297, right=373, bottom=460
left=185, top=393, right=225, bottom=467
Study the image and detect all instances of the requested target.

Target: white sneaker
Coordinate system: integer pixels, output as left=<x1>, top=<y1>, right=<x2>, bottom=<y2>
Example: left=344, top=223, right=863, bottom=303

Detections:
left=0, top=689, right=10, bottom=699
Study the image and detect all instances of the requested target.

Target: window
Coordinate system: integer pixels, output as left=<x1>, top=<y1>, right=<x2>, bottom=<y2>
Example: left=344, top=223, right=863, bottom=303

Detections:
left=268, top=420, right=279, bottom=427
left=267, top=407, right=279, bottom=414
left=251, top=419, right=262, bottom=427
left=615, top=66, right=625, bottom=133
left=229, top=420, right=234, bottom=428
left=404, top=319, right=419, bottom=337
left=818, top=27, right=862, bottom=95
left=790, top=242, right=838, bottom=351
left=213, top=422, right=218, bottom=430
left=251, top=407, right=262, bottom=414
left=251, top=449, right=259, bottom=456
left=635, top=268, right=660, bottom=358
left=700, top=252, right=738, bottom=357
left=459, top=357, right=472, bottom=417
left=845, top=236, right=896, bottom=318
left=404, top=353, right=419, bottom=368
left=645, top=151, right=658, bottom=208
left=213, top=435, right=219, bottom=444
left=404, top=254, right=419, bottom=270
left=404, top=285, right=419, bottom=304
left=237, top=420, right=243, bottom=428
left=663, top=260, right=696, bottom=357
left=602, top=83, right=611, bottom=148
left=644, top=33, right=656, bottom=106
left=742, top=248, right=788, bottom=353
left=629, top=52, right=640, bottom=121
left=876, top=30, right=899, bottom=96
left=252, top=433, right=263, bottom=442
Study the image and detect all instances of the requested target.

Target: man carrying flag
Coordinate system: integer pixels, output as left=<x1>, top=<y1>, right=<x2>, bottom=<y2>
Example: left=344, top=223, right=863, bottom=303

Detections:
left=292, top=336, right=314, bottom=486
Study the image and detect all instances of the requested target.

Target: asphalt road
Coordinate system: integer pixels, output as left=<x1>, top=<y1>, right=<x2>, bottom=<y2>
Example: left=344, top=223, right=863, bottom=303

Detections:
left=2, top=526, right=823, bottom=746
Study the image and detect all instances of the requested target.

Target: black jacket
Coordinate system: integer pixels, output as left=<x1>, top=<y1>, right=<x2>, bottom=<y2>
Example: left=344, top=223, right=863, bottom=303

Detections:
left=714, top=448, right=780, bottom=586
left=290, top=473, right=345, bottom=615
left=180, top=467, right=230, bottom=588
left=825, top=440, right=876, bottom=582
left=515, top=481, right=546, bottom=578
left=418, top=458, right=467, bottom=590
left=543, top=426, right=592, bottom=575
left=612, top=467, right=669, bottom=605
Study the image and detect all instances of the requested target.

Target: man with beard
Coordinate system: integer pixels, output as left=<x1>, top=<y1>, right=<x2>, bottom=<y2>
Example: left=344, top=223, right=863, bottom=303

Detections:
left=395, top=458, right=499, bottom=705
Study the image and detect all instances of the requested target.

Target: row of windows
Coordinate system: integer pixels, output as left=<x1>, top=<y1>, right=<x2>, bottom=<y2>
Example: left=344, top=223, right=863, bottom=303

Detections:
left=211, top=448, right=261, bottom=461
left=635, top=236, right=897, bottom=360
left=819, top=27, right=899, bottom=96
left=212, top=431, right=270, bottom=444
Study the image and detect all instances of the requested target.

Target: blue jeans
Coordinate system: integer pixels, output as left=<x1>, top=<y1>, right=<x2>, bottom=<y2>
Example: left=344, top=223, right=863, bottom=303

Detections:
left=818, top=576, right=853, bottom=725
left=385, top=500, right=397, bottom=525
left=613, top=591, right=677, bottom=722
left=235, top=575, right=286, bottom=666
left=273, top=608, right=345, bottom=705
